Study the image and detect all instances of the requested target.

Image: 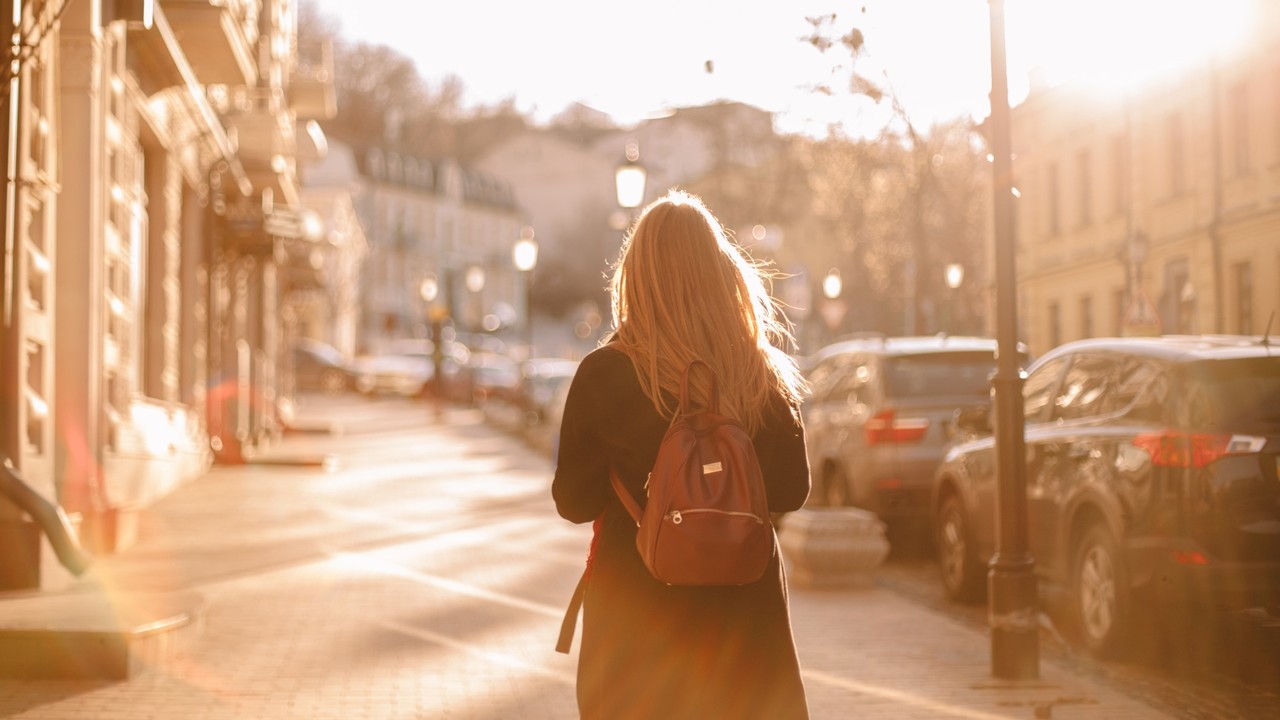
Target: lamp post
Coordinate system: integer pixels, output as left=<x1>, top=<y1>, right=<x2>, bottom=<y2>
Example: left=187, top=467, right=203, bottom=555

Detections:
left=420, top=273, right=446, bottom=418
left=465, top=264, right=486, bottom=333
left=512, top=227, right=538, bottom=359
left=945, top=263, right=965, bottom=333
left=819, top=268, right=847, bottom=344
left=615, top=140, right=648, bottom=213
left=987, top=0, right=1039, bottom=680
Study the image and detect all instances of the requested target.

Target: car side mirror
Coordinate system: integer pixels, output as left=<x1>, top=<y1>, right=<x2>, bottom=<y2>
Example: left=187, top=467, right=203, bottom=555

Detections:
left=952, top=405, right=993, bottom=437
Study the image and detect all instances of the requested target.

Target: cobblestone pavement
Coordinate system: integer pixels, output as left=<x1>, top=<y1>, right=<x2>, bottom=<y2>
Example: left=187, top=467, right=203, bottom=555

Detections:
left=0, top=395, right=1185, bottom=719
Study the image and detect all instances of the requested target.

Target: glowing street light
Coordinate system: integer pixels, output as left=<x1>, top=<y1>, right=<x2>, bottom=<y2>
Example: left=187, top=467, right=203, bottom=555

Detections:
left=465, top=265, right=486, bottom=293
left=822, top=269, right=843, bottom=300
left=615, top=140, right=647, bottom=210
left=419, top=273, right=439, bottom=304
left=513, top=227, right=539, bottom=357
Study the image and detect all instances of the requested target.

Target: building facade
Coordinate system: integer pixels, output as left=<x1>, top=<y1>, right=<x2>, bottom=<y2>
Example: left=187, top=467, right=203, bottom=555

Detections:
left=303, top=139, right=521, bottom=355
left=0, top=0, right=342, bottom=590
left=1006, top=7, right=1280, bottom=356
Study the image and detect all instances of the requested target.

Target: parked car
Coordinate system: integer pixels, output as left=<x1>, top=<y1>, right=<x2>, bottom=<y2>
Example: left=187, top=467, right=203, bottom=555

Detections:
left=292, top=338, right=358, bottom=394
left=459, top=351, right=521, bottom=406
left=517, top=358, right=580, bottom=427
left=800, top=335, right=1019, bottom=534
left=931, top=335, right=1280, bottom=658
left=353, top=339, right=470, bottom=398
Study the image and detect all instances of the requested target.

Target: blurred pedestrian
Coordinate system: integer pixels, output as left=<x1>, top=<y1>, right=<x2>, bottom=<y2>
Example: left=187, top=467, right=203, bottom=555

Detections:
left=552, top=189, right=812, bottom=719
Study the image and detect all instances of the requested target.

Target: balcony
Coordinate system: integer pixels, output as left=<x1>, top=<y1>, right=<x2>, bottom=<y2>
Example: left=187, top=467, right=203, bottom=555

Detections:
left=213, top=85, right=299, bottom=207
left=160, top=0, right=259, bottom=87
left=290, top=41, right=337, bottom=121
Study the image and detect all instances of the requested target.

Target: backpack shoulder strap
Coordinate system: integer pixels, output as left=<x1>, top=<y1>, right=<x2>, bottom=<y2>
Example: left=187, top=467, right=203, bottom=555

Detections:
left=609, top=466, right=643, bottom=526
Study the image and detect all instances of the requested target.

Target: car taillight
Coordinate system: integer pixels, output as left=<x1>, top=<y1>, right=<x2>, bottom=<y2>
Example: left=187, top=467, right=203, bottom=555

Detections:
left=865, top=409, right=929, bottom=444
left=1132, top=431, right=1266, bottom=468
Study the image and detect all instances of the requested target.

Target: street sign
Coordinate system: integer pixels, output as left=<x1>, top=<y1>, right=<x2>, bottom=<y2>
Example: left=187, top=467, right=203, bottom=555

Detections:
left=1122, top=290, right=1162, bottom=337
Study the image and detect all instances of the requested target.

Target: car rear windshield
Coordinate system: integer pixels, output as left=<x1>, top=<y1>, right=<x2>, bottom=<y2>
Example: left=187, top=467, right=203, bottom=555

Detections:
left=1185, top=357, right=1280, bottom=432
left=884, top=352, right=997, bottom=399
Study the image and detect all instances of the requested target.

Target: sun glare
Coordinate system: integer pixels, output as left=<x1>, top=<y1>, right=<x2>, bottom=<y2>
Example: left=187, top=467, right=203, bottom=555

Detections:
left=1016, top=0, right=1254, bottom=97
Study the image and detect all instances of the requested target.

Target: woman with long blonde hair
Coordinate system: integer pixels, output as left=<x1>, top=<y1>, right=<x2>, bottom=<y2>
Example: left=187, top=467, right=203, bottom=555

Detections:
left=553, top=189, right=811, bottom=719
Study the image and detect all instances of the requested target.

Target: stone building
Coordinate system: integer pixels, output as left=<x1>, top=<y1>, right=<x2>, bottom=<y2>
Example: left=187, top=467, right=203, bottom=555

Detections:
left=302, top=139, right=521, bottom=355
left=0, top=0, right=345, bottom=590
left=1005, top=5, right=1280, bottom=355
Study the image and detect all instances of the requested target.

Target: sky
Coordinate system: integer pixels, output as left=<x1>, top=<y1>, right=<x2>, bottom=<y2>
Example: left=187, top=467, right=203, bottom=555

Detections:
left=307, top=0, right=1255, bottom=137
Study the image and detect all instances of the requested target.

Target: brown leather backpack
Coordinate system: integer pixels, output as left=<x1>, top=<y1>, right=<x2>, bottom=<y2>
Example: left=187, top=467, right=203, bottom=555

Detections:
left=556, top=359, right=774, bottom=653
left=611, top=359, right=774, bottom=586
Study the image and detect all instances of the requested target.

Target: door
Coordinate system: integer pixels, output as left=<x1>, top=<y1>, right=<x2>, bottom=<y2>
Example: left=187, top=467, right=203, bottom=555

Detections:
left=1035, top=353, right=1121, bottom=578
left=969, top=355, right=1068, bottom=556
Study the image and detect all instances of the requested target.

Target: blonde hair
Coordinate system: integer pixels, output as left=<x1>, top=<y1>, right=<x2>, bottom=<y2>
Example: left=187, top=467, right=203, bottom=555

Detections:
left=608, top=189, right=806, bottom=434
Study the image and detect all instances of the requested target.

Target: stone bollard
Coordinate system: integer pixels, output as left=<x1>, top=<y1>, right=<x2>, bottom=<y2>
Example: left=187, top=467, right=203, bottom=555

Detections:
left=777, top=507, right=890, bottom=589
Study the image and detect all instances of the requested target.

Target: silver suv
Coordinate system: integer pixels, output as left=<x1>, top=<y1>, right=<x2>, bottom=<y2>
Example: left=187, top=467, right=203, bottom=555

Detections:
left=801, top=335, right=1018, bottom=535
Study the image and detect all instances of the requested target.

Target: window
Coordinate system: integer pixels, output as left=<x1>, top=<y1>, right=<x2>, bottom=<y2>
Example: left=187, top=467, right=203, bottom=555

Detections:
left=1228, top=81, right=1250, bottom=176
left=807, top=354, right=862, bottom=403
left=1076, top=148, right=1091, bottom=227
left=1110, top=134, right=1128, bottom=217
left=1116, top=358, right=1168, bottom=422
left=1234, top=261, right=1253, bottom=333
left=1023, top=357, right=1069, bottom=423
left=1046, top=163, right=1061, bottom=236
left=1048, top=301, right=1061, bottom=348
left=1167, top=112, right=1185, bottom=197
left=884, top=352, right=998, bottom=399
left=1080, top=295, right=1094, bottom=339
left=1054, top=354, right=1117, bottom=421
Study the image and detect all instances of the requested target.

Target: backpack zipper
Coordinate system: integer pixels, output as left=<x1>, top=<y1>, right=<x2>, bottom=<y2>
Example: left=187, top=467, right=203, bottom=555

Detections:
left=667, top=509, right=764, bottom=525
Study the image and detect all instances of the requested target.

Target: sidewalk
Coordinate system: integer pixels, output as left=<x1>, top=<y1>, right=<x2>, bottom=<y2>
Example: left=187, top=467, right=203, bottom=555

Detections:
left=0, top=396, right=1180, bottom=719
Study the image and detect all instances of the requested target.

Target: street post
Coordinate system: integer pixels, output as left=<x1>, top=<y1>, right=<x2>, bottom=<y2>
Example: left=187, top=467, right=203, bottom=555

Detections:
left=987, top=0, right=1040, bottom=680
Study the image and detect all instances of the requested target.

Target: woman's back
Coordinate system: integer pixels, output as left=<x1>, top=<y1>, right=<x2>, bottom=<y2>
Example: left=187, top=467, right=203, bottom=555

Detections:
left=552, top=190, right=812, bottom=718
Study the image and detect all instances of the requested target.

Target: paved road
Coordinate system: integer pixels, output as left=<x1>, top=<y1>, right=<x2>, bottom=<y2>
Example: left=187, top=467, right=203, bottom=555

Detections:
left=875, top=524, right=1280, bottom=720
left=0, top=394, right=1204, bottom=719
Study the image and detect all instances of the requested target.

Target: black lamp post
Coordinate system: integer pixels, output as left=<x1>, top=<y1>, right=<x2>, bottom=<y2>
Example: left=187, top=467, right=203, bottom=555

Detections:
left=987, top=0, right=1039, bottom=680
left=945, top=263, right=965, bottom=334
left=512, top=227, right=538, bottom=358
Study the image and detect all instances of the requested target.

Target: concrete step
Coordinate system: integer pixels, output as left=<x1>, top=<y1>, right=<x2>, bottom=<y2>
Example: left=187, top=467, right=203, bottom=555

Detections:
left=0, top=585, right=203, bottom=680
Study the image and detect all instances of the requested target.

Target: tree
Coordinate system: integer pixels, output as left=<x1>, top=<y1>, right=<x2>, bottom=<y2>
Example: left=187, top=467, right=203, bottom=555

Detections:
left=297, top=0, right=470, bottom=155
left=798, top=9, right=989, bottom=336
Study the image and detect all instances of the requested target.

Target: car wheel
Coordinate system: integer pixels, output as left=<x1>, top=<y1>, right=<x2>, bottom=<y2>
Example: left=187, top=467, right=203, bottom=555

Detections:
left=821, top=465, right=850, bottom=507
left=1070, top=523, right=1130, bottom=658
left=936, top=493, right=984, bottom=603
left=320, top=369, right=347, bottom=395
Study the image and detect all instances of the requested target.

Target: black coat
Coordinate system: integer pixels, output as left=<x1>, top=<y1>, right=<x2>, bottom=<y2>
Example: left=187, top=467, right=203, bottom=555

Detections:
left=553, top=345, right=811, bottom=719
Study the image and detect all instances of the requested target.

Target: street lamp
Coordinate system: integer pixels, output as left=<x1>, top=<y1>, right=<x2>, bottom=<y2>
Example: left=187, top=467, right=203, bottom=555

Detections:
left=615, top=140, right=647, bottom=211
left=822, top=268, right=843, bottom=300
left=819, top=268, right=847, bottom=342
left=987, top=0, right=1039, bottom=680
left=464, top=265, right=486, bottom=334
left=945, top=263, right=965, bottom=334
left=419, top=273, right=439, bottom=305
left=512, top=227, right=539, bottom=358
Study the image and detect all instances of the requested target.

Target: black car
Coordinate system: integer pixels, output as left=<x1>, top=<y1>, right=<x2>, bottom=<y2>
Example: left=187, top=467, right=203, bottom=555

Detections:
left=292, top=338, right=358, bottom=394
left=801, top=335, right=1019, bottom=534
left=932, top=335, right=1280, bottom=657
